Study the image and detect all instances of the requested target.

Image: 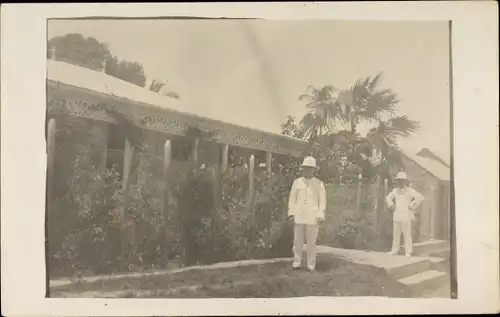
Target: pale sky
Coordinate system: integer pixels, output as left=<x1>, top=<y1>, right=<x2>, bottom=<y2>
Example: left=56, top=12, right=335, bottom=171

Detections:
left=48, top=19, right=451, bottom=160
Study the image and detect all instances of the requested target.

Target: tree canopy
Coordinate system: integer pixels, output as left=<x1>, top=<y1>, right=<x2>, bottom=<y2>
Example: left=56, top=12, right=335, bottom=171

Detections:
left=285, top=73, right=421, bottom=183
left=48, top=33, right=146, bottom=87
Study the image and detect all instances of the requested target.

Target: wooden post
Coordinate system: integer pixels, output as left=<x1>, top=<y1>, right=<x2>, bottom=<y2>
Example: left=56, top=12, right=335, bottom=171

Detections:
left=122, top=139, right=134, bottom=189
left=248, top=154, right=255, bottom=208
left=374, top=175, right=380, bottom=226
left=210, top=166, right=217, bottom=262
left=164, top=140, right=172, bottom=172
left=384, top=178, right=389, bottom=213
left=248, top=154, right=256, bottom=256
left=163, top=140, right=172, bottom=259
left=120, top=138, right=135, bottom=263
left=356, top=174, right=362, bottom=217
left=266, top=152, right=272, bottom=187
left=221, top=143, right=229, bottom=172
left=193, top=138, right=200, bottom=164
left=429, top=184, right=436, bottom=240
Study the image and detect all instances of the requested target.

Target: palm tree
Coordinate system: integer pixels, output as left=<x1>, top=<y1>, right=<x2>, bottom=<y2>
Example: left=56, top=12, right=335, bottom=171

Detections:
left=332, top=73, right=408, bottom=177
left=298, top=85, right=342, bottom=141
left=297, top=75, right=420, bottom=181
left=337, top=72, right=399, bottom=135
left=366, top=114, right=420, bottom=172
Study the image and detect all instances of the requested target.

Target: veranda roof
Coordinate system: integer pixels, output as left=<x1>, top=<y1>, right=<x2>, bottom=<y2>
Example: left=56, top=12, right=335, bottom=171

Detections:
left=46, top=59, right=305, bottom=144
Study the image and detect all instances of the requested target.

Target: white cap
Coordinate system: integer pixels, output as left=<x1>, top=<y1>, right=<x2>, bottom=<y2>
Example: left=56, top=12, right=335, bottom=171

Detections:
left=300, top=156, right=318, bottom=169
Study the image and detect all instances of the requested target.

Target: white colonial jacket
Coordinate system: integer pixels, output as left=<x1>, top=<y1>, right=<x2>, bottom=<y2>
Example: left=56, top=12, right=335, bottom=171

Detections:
left=386, top=187, right=425, bottom=222
left=288, top=176, right=327, bottom=225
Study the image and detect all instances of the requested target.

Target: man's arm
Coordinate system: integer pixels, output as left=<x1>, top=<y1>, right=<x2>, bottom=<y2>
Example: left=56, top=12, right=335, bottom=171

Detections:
left=409, top=188, right=425, bottom=210
left=386, top=189, right=396, bottom=209
left=288, top=179, right=298, bottom=217
left=318, top=181, right=326, bottom=220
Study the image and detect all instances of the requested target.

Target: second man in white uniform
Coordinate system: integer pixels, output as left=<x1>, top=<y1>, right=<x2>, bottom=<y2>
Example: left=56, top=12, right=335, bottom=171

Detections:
left=386, top=171, right=424, bottom=256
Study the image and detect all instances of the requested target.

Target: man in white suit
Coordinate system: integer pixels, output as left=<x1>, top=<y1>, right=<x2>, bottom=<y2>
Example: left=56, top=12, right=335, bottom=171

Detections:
left=386, top=171, right=425, bottom=257
left=288, top=156, right=326, bottom=271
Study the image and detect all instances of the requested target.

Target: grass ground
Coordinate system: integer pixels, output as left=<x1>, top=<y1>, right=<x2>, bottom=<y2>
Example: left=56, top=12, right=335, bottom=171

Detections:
left=50, top=255, right=411, bottom=298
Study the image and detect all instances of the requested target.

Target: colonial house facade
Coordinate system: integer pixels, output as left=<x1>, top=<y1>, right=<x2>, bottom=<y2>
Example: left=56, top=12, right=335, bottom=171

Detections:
left=46, top=58, right=311, bottom=270
left=46, top=58, right=309, bottom=192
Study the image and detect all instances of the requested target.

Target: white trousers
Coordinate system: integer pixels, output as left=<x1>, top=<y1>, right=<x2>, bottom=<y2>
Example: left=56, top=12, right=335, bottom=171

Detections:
left=391, top=220, right=413, bottom=255
left=293, top=223, right=319, bottom=269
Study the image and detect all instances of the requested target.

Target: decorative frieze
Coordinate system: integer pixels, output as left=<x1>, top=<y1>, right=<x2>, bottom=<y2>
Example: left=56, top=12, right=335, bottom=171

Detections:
left=48, top=98, right=111, bottom=122
left=47, top=97, right=307, bottom=157
left=134, top=114, right=187, bottom=135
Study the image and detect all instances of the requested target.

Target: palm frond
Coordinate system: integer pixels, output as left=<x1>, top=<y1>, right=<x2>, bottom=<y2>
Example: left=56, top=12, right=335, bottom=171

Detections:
left=361, top=90, right=399, bottom=118
left=299, top=94, right=313, bottom=101
left=388, top=115, right=420, bottom=137
left=336, top=89, right=353, bottom=105
left=385, top=145, right=403, bottom=167
left=306, top=85, right=320, bottom=96
left=366, top=122, right=398, bottom=155
left=320, top=84, right=338, bottom=96
left=350, top=79, right=371, bottom=104
left=369, top=72, right=384, bottom=91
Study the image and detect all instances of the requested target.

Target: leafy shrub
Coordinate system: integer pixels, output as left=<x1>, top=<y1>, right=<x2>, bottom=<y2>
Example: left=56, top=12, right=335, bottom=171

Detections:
left=49, top=147, right=124, bottom=277
left=49, top=115, right=394, bottom=279
left=177, top=168, right=216, bottom=265
left=318, top=182, right=391, bottom=251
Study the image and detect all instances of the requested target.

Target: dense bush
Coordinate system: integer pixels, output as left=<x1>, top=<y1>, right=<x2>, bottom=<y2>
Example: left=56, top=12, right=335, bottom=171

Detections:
left=176, top=162, right=297, bottom=265
left=48, top=116, right=392, bottom=279
left=49, top=150, right=124, bottom=277
left=49, top=117, right=175, bottom=277
left=318, top=183, right=392, bottom=251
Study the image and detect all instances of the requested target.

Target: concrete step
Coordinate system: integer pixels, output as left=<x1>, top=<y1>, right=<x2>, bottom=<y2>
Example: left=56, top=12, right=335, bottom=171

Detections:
left=386, top=258, right=432, bottom=279
left=398, top=270, right=449, bottom=297
left=430, top=258, right=450, bottom=273
left=427, top=248, right=450, bottom=259
left=410, top=240, right=450, bottom=256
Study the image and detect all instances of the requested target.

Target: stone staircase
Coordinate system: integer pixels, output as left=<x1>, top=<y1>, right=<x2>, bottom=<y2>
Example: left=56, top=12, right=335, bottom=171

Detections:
left=394, top=240, right=451, bottom=297
left=314, top=240, right=451, bottom=298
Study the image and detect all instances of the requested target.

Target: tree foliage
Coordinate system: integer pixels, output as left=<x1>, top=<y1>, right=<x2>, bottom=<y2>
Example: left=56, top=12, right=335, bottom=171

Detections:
left=48, top=33, right=146, bottom=87
left=294, top=73, right=420, bottom=179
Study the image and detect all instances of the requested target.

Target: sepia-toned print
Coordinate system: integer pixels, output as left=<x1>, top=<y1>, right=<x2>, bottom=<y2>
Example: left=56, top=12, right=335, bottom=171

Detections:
left=45, top=18, right=455, bottom=299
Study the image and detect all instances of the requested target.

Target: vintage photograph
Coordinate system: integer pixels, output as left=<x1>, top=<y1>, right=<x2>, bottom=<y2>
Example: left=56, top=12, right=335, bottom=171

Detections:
left=45, top=18, right=454, bottom=299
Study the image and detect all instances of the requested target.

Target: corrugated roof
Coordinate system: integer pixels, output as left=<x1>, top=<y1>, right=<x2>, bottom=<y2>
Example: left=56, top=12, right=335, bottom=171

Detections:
left=47, top=59, right=188, bottom=113
left=417, top=148, right=450, bottom=167
left=46, top=59, right=305, bottom=143
left=403, top=150, right=450, bottom=182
